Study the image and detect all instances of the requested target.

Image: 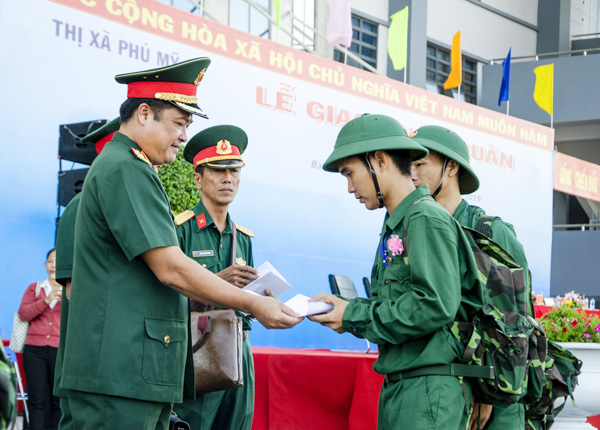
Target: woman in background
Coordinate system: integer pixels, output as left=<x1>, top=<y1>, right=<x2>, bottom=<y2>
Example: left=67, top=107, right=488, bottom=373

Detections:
left=18, top=249, right=62, bottom=430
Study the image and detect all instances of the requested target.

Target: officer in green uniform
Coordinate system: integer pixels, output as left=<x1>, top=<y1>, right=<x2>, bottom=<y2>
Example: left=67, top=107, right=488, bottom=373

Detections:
left=60, top=59, right=301, bottom=430
left=409, top=125, right=532, bottom=430
left=309, top=114, right=484, bottom=430
left=54, top=117, right=119, bottom=430
left=173, top=125, right=257, bottom=429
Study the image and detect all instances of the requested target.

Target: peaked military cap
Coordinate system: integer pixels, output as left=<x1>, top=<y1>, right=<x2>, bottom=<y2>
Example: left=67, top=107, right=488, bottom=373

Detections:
left=184, top=125, right=248, bottom=169
left=81, top=117, right=120, bottom=154
left=323, top=114, right=428, bottom=172
left=115, top=57, right=211, bottom=118
left=409, top=125, right=480, bottom=194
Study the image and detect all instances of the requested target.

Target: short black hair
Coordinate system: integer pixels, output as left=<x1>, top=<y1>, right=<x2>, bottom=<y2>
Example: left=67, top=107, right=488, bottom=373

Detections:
left=46, top=248, right=56, bottom=260
left=119, top=98, right=173, bottom=124
left=360, top=150, right=412, bottom=176
left=194, top=164, right=205, bottom=175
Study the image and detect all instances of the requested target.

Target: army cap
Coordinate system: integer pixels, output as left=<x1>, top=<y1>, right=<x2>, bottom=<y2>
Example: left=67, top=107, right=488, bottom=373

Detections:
left=81, top=117, right=120, bottom=154
left=184, top=125, right=247, bottom=169
left=410, top=125, right=480, bottom=194
left=322, top=114, right=428, bottom=172
left=115, top=57, right=211, bottom=118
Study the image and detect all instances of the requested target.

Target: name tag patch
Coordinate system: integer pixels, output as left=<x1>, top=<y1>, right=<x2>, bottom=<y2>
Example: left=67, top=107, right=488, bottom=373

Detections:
left=192, top=250, right=214, bottom=258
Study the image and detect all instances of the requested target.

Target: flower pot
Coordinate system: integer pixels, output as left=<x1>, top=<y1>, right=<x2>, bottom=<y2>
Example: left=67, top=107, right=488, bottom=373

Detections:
left=556, top=342, right=600, bottom=417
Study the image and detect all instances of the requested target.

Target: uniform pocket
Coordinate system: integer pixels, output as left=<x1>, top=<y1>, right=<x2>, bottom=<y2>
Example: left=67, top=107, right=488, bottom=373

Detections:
left=380, top=258, right=412, bottom=299
left=142, top=317, right=186, bottom=386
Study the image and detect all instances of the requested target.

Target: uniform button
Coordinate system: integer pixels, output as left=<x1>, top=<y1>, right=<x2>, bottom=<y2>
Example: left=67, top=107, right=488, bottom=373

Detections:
left=202, top=264, right=207, bottom=268
left=49, top=322, right=52, bottom=325
left=384, top=280, right=389, bottom=285
left=220, top=244, right=223, bottom=248
left=46, top=335, right=50, bottom=338
left=164, top=335, right=170, bottom=344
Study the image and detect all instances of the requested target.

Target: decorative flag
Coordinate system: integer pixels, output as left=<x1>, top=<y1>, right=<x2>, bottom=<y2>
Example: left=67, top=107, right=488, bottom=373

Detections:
left=388, top=6, right=409, bottom=71
left=274, top=0, right=281, bottom=27
left=498, top=47, right=511, bottom=106
left=326, top=0, right=352, bottom=47
left=444, top=30, right=462, bottom=90
left=533, top=63, right=554, bottom=116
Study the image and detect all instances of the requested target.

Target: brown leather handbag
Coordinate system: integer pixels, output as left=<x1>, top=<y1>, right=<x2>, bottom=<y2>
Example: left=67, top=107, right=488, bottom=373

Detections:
left=190, top=222, right=244, bottom=394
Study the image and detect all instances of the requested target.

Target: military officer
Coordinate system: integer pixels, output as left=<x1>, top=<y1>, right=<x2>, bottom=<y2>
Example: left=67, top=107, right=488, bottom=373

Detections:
left=54, top=117, right=119, bottom=430
left=173, top=125, right=258, bottom=430
left=60, top=58, right=301, bottom=430
left=409, top=125, right=532, bottom=430
left=309, top=114, right=484, bottom=430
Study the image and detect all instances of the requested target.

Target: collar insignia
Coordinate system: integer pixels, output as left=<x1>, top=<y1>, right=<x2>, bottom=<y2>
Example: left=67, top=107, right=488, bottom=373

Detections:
left=131, top=148, right=152, bottom=166
left=197, top=213, right=208, bottom=230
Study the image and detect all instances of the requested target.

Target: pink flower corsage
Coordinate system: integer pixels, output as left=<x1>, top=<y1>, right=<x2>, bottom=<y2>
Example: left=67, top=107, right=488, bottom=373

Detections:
left=387, top=235, right=404, bottom=256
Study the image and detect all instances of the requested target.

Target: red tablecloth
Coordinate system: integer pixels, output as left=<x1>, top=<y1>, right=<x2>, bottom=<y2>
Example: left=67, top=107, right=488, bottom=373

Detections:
left=534, top=305, right=600, bottom=319
left=252, top=347, right=382, bottom=430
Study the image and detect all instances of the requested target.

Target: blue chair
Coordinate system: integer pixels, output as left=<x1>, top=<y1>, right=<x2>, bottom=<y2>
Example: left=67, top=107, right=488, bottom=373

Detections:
left=4, top=346, right=29, bottom=425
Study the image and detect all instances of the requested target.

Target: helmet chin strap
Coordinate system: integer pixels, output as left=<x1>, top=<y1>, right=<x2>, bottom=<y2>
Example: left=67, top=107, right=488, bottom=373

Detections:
left=365, top=154, right=385, bottom=208
left=431, top=157, right=449, bottom=201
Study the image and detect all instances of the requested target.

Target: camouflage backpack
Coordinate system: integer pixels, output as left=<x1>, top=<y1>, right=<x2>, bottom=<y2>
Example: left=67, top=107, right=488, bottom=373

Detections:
left=524, top=339, right=582, bottom=430
left=451, top=216, right=547, bottom=405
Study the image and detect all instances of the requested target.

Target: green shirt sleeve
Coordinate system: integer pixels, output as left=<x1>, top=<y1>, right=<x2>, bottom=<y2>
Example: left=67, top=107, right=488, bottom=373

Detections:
left=55, top=194, right=80, bottom=286
left=100, top=163, right=178, bottom=261
left=343, top=210, right=462, bottom=345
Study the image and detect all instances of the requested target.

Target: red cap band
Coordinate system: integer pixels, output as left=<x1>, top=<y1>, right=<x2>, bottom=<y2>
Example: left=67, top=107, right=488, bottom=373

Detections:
left=193, top=144, right=241, bottom=167
left=127, top=81, right=197, bottom=99
left=95, top=132, right=115, bottom=154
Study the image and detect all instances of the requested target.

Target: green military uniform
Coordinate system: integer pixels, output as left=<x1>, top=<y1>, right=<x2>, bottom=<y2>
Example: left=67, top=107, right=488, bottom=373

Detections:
left=342, top=186, right=483, bottom=430
left=411, top=125, right=532, bottom=430
left=322, top=115, right=484, bottom=430
left=54, top=192, right=80, bottom=430
left=173, top=124, right=255, bottom=429
left=174, top=200, right=255, bottom=429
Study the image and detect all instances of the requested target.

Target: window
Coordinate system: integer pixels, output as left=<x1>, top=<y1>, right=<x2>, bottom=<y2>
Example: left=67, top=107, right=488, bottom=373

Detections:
left=334, top=15, right=378, bottom=71
left=426, top=44, right=477, bottom=104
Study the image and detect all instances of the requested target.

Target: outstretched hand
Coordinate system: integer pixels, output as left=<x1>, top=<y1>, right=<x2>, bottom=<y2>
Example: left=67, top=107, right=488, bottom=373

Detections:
left=217, top=265, right=259, bottom=288
left=307, top=293, right=349, bottom=333
left=251, top=295, right=304, bottom=329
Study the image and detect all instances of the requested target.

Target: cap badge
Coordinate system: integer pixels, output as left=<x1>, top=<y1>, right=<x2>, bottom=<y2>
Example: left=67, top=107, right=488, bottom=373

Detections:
left=194, top=68, right=207, bottom=86
left=409, top=130, right=418, bottom=138
left=216, top=139, right=233, bottom=155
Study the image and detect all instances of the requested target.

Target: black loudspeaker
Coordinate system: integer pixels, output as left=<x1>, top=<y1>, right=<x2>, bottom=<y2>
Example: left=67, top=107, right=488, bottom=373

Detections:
left=58, top=168, right=89, bottom=207
left=59, top=120, right=107, bottom=165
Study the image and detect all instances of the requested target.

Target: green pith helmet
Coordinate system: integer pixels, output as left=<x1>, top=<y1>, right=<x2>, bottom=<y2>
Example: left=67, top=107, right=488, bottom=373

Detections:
left=184, top=125, right=247, bottom=169
left=81, top=117, right=120, bottom=154
left=409, top=125, right=480, bottom=194
left=115, top=57, right=211, bottom=118
left=322, top=114, right=428, bottom=172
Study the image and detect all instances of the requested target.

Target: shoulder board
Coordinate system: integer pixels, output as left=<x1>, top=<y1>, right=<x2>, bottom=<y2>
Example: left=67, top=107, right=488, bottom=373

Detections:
left=131, top=147, right=152, bottom=166
left=174, top=210, right=195, bottom=226
left=236, top=224, right=254, bottom=238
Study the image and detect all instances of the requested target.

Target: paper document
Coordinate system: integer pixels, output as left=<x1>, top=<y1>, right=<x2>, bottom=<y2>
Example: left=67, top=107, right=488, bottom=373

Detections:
left=242, top=261, right=292, bottom=298
left=285, top=294, right=334, bottom=317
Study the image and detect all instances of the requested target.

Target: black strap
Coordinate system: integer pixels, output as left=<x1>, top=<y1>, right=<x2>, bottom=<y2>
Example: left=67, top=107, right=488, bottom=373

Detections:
left=431, top=157, right=449, bottom=200
left=384, top=363, right=495, bottom=383
left=364, top=154, right=384, bottom=208
left=475, top=215, right=497, bottom=238
left=230, top=222, right=238, bottom=266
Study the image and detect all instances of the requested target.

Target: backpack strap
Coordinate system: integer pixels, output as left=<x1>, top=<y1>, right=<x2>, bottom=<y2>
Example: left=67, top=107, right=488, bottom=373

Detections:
left=475, top=215, right=498, bottom=238
left=35, top=281, right=41, bottom=298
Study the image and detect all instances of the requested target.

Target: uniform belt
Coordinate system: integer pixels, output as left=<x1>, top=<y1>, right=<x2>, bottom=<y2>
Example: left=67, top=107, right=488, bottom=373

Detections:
left=384, top=363, right=495, bottom=384
left=242, top=329, right=249, bottom=340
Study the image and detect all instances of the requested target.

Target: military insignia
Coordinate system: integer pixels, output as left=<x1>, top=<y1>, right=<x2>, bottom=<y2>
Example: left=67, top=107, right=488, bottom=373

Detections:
left=235, top=224, right=254, bottom=238
left=196, top=213, right=208, bottom=230
left=193, top=250, right=214, bottom=258
left=216, top=139, right=232, bottom=155
left=174, top=210, right=195, bottom=226
left=194, top=68, right=207, bottom=86
left=409, top=130, right=418, bottom=138
left=131, top=147, right=152, bottom=166
left=235, top=257, right=247, bottom=266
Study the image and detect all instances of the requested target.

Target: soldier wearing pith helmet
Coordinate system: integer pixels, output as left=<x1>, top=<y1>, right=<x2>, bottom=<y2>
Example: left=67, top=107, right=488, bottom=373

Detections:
left=174, top=124, right=258, bottom=430
left=61, top=60, right=301, bottom=430
left=309, top=114, right=484, bottom=430
left=410, top=125, right=531, bottom=430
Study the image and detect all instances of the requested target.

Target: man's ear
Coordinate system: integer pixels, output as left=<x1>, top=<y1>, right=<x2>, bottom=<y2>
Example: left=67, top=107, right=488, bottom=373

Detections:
left=193, top=171, right=202, bottom=190
left=446, top=159, right=460, bottom=178
left=137, top=103, right=151, bottom=125
left=372, top=151, right=388, bottom=172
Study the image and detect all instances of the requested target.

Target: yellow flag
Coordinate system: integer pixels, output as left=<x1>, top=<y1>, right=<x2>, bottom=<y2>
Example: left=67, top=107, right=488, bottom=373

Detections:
left=388, top=6, right=409, bottom=71
left=444, top=31, right=462, bottom=90
left=533, top=63, right=554, bottom=116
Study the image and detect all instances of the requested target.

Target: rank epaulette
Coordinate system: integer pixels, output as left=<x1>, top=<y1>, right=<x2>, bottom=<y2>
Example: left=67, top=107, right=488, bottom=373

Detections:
left=174, top=210, right=195, bottom=226
left=131, top=147, right=152, bottom=166
left=236, top=224, right=254, bottom=238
